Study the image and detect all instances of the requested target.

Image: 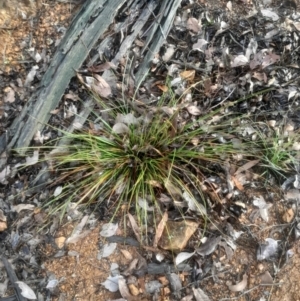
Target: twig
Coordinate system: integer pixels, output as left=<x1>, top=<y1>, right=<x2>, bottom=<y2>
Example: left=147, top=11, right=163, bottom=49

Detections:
left=0, top=296, right=17, bottom=301
left=229, top=32, right=245, bottom=51
left=219, top=283, right=282, bottom=301
left=209, top=88, right=236, bottom=110
left=0, top=256, right=26, bottom=301
left=169, top=60, right=207, bottom=73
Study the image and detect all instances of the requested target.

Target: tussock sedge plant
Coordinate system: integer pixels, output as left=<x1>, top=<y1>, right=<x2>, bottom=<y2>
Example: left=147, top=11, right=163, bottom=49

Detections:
left=42, top=104, right=239, bottom=224
left=239, top=119, right=300, bottom=179
left=20, top=86, right=299, bottom=232
left=26, top=86, right=246, bottom=227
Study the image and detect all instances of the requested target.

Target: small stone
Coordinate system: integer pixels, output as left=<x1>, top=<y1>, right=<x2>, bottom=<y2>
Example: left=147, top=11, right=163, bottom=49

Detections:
left=120, top=249, right=133, bottom=261
left=268, top=120, right=276, bottom=127
left=55, top=237, right=66, bottom=249
left=282, top=208, right=295, bottom=223
left=128, top=283, right=139, bottom=296
left=158, top=276, right=169, bottom=286
left=257, top=263, right=264, bottom=271
left=0, top=221, right=7, bottom=232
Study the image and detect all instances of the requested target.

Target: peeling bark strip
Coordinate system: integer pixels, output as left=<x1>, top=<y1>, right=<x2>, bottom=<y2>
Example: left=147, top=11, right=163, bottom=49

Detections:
left=0, top=0, right=181, bottom=160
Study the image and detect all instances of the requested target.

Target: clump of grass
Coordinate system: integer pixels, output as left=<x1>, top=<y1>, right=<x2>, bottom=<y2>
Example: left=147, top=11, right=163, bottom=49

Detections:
left=238, top=119, right=300, bottom=179
left=36, top=87, right=300, bottom=232
left=44, top=102, right=241, bottom=226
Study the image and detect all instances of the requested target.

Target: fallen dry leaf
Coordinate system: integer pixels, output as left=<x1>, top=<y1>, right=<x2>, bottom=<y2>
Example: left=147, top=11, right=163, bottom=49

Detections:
left=3, top=87, right=15, bottom=103
left=260, top=271, right=273, bottom=285
left=175, top=251, right=195, bottom=266
left=64, top=91, right=80, bottom=101
left=261, top=9, right=279, bottom=21
left=187, top=105, right=201, bottom=116
left=261, top=52, right=280, bottom=69
left=157, top=84, right=168, bottom=92
left=112, top=122, right=129, bottom=135
left=128, top=283, right=139, bottom=296
left=120, top=249, right=133, bottom=261
left=186, top=17, right=201, bottom=33
left=284, top=189, right=300, bottom=201
left=24, top=65, right=39, bottom=86
left=292, top=142, right=300, bottom=151
left=128, top=213, right=141, bottom=243
left=99, top=243, right=117, bottom=258
left=193, top=38, right=208, bottom=51
left=257, top=238, right=278, bottom=261
left=118, top=277, right=136, bottom=301
left=53, top=186, right=63, bottom=197
left=147, top=180, right=162, bottom=189
left=25, top=150, right=39, bottom=166
left=234, top=159, right=260, bottom=175
left=196, top=236, right=222, bottom=256
left=231, top=55, right=249, bottom=67
left=219, top=241, right=234, bottom=260
left=282, top=208, right=295, bottom=223
left=55, top=237, right=66, bottom=249
left=100, top=223, right=119, bottom=237
left=164, top=179, right=182, bottom=202
left=11, top=204, right=35, bottom=213
left=116, top=113, right=139, bottom=125
left=92, top=74, right=112, bottom=98
left=193, top=287, right=211, bottom=301
left=232, top=176, right=244, bottom=191
left=162, top=45, right=175, bottom=62
left=183, top=190, right=207, bottom=215
left=102, top=275, right=120, bottom=292
left=226, top=1, right=232, bottom=11
left=159, top=220, right=199, bottom=251
left=180, top=70, right=195, bottom=81
left=253, top=196, right=272, bottom=222
left=138, top=198, right=154, bottom=211
left=153, top=212, right=168, bottom=248
left=66, top=230, right=90, bottom=244
left=167, top=273, right=182, bottom=292
left=227, top=274, right=248, bottom=292
left=15, top=281, right=37, bottom=300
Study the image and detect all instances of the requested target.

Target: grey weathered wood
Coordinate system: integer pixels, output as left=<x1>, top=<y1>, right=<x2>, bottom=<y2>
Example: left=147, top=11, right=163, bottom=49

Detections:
left=1, top=256, right=26, bottom=301
left=136, top=263, right=192, bottom=276
left=4, top=0, right=127, bottom=155
left=0, top=0, right=179, bottom=167
left=135, top=0, right=182, bottom=86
